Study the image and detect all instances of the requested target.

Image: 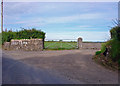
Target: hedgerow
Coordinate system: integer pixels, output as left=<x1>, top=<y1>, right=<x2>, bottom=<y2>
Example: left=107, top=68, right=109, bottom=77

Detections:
left=0, top=33, right=2, bottom=48
left=108, top=26, right=120, bottom=62
left=110, top=26, right=120, bottom=41
left=95, top=26, right=120, bottom=69
left=2, top=28, right=45, bottom=44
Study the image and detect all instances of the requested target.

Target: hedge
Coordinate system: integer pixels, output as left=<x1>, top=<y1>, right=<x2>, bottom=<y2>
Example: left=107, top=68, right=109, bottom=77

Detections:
left=2, top=28, right=45, bottom=44
left=96, top=26, right=120, bottom=63
left=110, top=26, right=120, bottom=40
left=0, top=33, right=1, bottom=48
left=101, top=26, right=120, bottom=62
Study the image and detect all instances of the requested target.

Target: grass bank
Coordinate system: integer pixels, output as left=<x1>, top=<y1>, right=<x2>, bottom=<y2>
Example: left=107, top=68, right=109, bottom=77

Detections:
left=94, top=26, right=120, bottom=70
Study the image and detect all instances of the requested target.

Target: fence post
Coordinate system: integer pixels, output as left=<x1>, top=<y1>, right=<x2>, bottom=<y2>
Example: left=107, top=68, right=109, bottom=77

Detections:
left=60, top=41, right=62, bottom=49
left=77, top=37, right=82, bottom=49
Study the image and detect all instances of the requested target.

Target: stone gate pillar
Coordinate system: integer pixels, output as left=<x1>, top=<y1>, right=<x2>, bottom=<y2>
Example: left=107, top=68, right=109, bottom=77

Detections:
left=77, top=37, right=82, bottom=49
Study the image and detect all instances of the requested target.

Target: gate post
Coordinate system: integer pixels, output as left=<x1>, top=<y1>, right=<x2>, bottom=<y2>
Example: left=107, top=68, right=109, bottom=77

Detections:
left=43, top=38, right=45, bottom=49
left=77, top=37, right=82, bottom=49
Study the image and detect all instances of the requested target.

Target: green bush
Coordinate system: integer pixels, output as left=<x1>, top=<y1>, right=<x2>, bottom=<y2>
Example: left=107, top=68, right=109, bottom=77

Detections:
left=101, top=38, right=120, bottom=62
left=97, top=26, right=120, bottom=63
left=0, top=33, right=2, bottom=48
left=104, top=26, right=120, bottom=62
left=2, top=28, right=45, bottom=44
left=110, top=26, right=120, bottom=40
left=94, top=26, right=120, bottom=69
left=101, top=43, right=107, bottom=53
left=2, top=31, right=17, bottom=44
left=109, top=39, right=120, bottom=61
left=16, top=28, right=45, bottom=39
left=118, top=59, right=120, bottom=65
left=95, top=51, right=101, bottom=55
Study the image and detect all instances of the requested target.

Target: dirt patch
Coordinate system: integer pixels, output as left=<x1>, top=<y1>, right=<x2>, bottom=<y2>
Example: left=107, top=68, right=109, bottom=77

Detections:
left=93, top=54, right=118, bottom=70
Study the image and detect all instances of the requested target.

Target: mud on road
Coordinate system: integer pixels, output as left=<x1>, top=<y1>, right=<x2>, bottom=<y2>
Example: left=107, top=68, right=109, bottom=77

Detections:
left=3, top=49, right=118, bottom=84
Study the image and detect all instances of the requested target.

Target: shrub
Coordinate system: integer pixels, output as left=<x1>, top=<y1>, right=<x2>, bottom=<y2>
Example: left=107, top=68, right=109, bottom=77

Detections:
left=2, top=31, right=15, bottom=44
left=101, top=43, right=107, bottom=53
left=101, top=39, right=120, bottom=62
left=95, top=51, right=101, bottom=55
left=0, top=33, right=1, bottom=48
left=95, top=25, right=120, bottom=69
left=110, top=26, right=120, bottom=40
left=97, top=26, right=120, bottom=62
left=109, top=39, right=120, bottom=61
left=2, top=28, right=45, bottom=44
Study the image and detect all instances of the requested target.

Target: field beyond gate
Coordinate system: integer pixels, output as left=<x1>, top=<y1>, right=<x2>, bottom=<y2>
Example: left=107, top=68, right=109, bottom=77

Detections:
left=44, top=41, right=78, bottom=50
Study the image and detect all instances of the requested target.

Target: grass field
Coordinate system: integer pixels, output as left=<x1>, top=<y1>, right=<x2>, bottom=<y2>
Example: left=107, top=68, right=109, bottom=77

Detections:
left=44, top=41, right=77, bottom=50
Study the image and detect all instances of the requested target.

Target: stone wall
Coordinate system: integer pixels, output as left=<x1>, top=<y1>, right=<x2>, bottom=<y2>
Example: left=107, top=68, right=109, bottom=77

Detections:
left=3, top=39, right=43, bottom=51
left=3, top=38, right=101, bottom=51
left=82, top=42, right=101, bottom=49
left=78, top=38, right=101, bottom=50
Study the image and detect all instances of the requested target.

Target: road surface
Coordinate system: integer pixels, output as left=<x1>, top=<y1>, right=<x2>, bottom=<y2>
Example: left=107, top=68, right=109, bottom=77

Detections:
left=2, top=49, right=118, bottom=84
left=2, top=53, right=80, bottom=84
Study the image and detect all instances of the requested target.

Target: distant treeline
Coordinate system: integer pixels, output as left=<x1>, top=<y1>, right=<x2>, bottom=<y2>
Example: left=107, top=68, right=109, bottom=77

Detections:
left=1, top=28, right=45, bottom=44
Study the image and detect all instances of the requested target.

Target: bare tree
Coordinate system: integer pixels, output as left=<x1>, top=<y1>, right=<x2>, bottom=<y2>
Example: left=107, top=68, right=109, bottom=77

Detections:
left=112, top=19, right=120, bottom=27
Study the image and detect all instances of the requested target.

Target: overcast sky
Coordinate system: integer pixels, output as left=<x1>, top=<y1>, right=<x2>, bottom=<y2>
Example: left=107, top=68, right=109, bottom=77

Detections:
left=1, top=2, right=118, bottom=41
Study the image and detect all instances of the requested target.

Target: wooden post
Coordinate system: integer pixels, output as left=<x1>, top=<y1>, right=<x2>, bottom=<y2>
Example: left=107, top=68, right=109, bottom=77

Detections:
left=1, top=0, right=3, bottom=32
left=77, top=37, right=82, bottom=49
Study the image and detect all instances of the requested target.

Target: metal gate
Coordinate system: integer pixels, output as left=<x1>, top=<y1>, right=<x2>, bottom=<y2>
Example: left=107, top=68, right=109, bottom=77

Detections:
left=44, top=39, right=78, bottom=50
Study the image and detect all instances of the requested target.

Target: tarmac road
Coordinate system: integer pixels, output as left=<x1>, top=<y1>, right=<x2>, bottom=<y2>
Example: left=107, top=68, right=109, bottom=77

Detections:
left=2, top=50, right=118, bottom=84
left=2, top=53, right=79, bottom=84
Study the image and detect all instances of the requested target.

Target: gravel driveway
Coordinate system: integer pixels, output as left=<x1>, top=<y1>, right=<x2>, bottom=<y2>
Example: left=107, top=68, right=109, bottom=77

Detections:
left=3, top=49, right=118, bottom=84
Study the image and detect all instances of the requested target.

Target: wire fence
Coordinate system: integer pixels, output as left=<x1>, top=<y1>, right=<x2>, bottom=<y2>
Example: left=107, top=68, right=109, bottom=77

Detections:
left=45, top=39, right=77, bottom=42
